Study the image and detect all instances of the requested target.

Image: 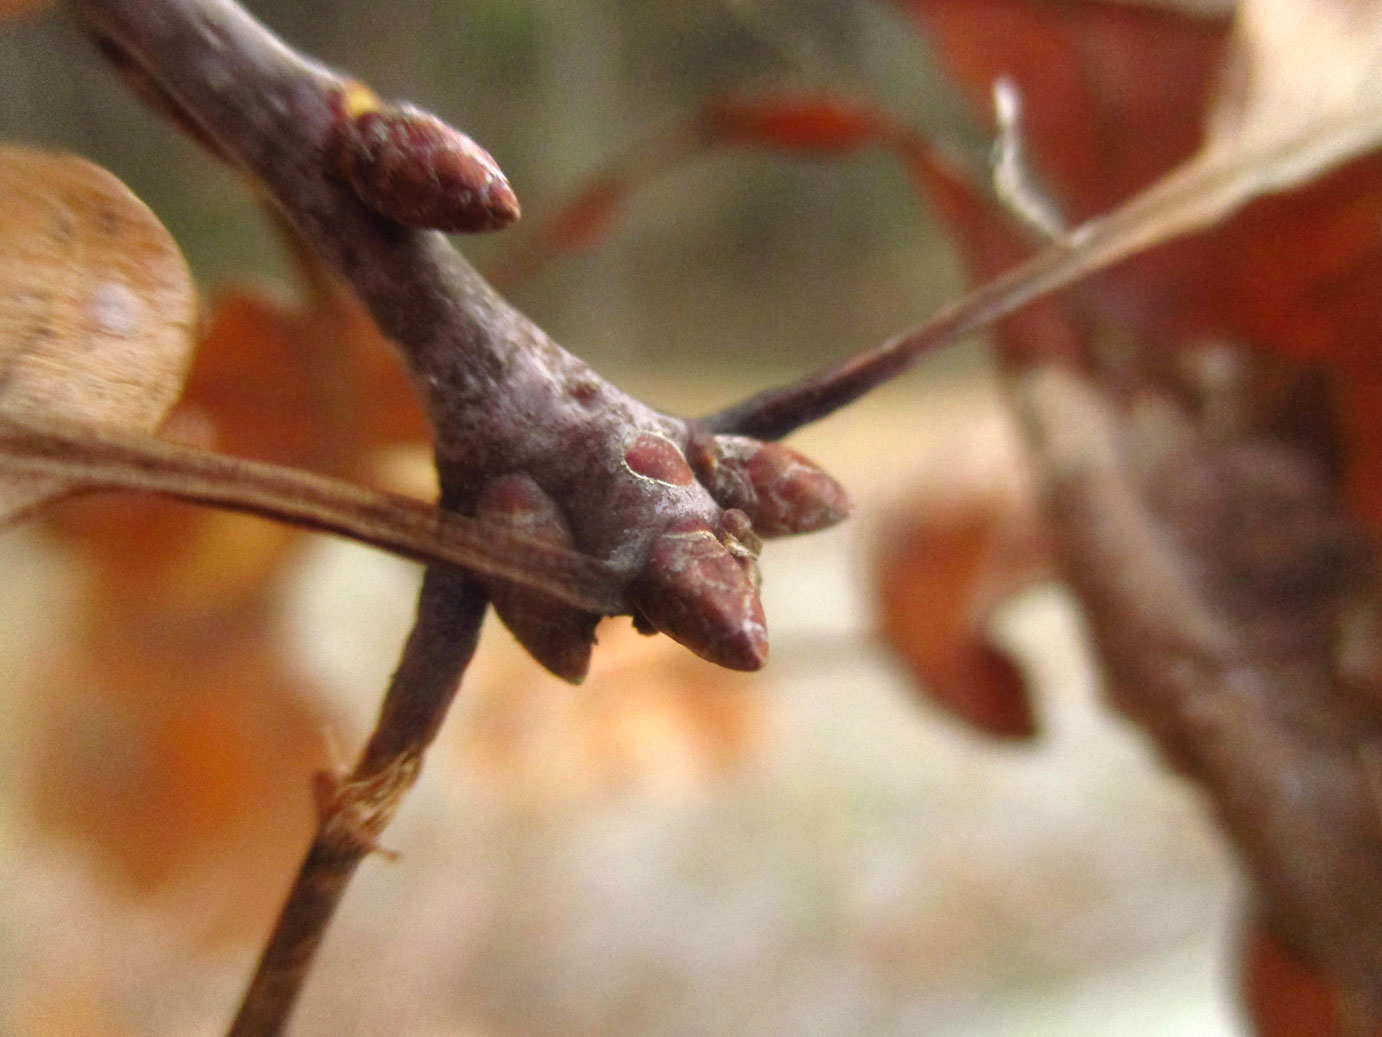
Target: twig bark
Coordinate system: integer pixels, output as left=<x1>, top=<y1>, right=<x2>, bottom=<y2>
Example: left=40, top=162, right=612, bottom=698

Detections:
left=62, top=1, right=597, bottom=1030
left=228, top=565, right=486, bottom=1037
left=57, top=0, right=1382, bottom=1031
left=73, top=0, right=810, bottom=680
left=72, top=0, right=719, bottom=576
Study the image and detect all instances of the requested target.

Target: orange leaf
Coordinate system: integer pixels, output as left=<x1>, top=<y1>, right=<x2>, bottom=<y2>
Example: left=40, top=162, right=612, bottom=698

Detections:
left=900, top=2, right=1382, bottom=535
left=27, top=604, right=330, bottom=947
left=899, top=0, right=1226, bottom=219
left=45, top=269, right=429, bottom=602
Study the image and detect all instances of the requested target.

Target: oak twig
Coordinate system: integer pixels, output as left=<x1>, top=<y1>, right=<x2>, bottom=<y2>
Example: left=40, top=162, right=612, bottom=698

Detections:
left=228, top=566, right=486, bottom=1036
left=68, top=0, right=847, bottom=1030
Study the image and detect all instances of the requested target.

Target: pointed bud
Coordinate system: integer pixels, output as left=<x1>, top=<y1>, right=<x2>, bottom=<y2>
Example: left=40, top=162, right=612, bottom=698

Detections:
left=687, top=433, right=850, bottom=537
left=629, top=517, right=768, bottom=671
left=476, top=474, right=597, bottom=683
left=334, top=82, right=520, bottom=233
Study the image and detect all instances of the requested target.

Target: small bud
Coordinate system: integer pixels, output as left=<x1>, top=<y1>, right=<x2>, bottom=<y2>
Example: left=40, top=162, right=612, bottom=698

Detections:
left=621, top=430, right=695, bottom=487
left=334, top=82, right=520, bottom=233
left=629, top=517, right=768, bottom=671
left=687, top=433, right=850, bottom=537
left=476, top=474, right=598, bottom=683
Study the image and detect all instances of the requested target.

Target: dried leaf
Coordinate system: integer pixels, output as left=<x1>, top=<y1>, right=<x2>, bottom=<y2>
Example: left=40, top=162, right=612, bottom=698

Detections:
left=1203, top=0, right=1382, bottom=200
left=0, top=147, right=195, bottom=521
left=43, top=242, right=431, bottom=602
left=875, top=483, right=1046, bottom=740
left=28, top=608, right=330, bottom=942
left=901, top=0, right=1225, bottom=220
left=848, top=0, right=1382, bottom=392
left=1240, top=921, right=1350, bottom=1037
left=186, top=280, right=428, bottom=471
left=1017, top=363, right=1382, bottom=1020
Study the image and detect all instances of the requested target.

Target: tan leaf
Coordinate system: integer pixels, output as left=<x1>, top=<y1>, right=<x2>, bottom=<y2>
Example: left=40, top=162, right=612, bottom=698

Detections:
left=0, top=146, right=196, bottom=521
left=1204, top=0, right=1382, bottom=192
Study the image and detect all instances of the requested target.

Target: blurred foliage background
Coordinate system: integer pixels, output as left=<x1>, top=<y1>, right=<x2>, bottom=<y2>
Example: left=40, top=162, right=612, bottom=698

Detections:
left=0, top=0, right=980, bottom=382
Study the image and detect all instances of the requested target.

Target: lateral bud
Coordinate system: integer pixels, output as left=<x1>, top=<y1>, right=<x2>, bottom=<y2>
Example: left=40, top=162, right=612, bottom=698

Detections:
left=629, top=517, right=768, bottom=671
left=686, top=432, right=850, bottom=537
left=475, top=474, right=598, bottom=683
left=333, top=81, right=520, bottom=233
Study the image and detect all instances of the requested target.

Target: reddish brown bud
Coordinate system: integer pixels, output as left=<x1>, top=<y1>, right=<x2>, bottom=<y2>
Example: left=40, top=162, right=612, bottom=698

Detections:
left=719, top=508, right=762, bottom=593
left=687, top=434, right=850, bottom=537
left=334, top=83, right=520, bottom=233
left=476, top=474, right=597, bottom=683
left=621, top=430, right=695, bottom=487
left=629, top=517, right=768, bottom=671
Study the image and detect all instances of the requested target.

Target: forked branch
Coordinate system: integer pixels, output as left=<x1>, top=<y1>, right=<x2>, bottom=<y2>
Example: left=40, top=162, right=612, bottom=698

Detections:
left=67, top=0, right=851, bottom=1030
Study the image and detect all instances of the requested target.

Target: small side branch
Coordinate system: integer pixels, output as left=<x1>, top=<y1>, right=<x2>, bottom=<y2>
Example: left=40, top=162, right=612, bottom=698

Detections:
left=700, top=231, right=1090, bottom=440
left=228, top=566, right=486, bottom=1037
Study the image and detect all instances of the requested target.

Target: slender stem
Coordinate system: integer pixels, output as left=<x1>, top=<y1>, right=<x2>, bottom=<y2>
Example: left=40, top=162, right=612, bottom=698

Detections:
left=0, top=418, right=625, bottom=615
left=700, top=233, right=1089, bottom=440
left=228, top=566, right=486, bottom=1037
left=703, top=106, right=1325, bottom=444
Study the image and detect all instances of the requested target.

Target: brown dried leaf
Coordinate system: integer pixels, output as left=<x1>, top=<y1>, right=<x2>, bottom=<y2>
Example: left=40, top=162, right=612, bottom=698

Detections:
left=28, top=606, right=330, bottom=942
left=1240, top=921, right=1351, bottom=1037
left=875, top=482, right=1047, bottom=740
left=0, top=147, right=195, bottom=521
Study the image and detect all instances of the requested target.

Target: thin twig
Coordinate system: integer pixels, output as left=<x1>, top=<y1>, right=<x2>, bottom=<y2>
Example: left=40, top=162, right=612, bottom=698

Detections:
left=228, top=566, right=486, bottom=1036
left=700, top=233, right=1085, bottom=440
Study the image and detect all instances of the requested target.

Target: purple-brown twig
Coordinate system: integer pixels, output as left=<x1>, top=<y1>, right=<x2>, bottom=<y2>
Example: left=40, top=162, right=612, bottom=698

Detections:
left=68, top=0, right=851, bottom=1030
